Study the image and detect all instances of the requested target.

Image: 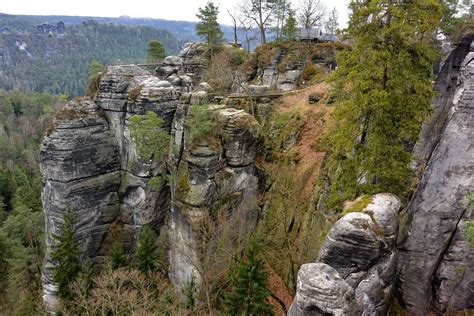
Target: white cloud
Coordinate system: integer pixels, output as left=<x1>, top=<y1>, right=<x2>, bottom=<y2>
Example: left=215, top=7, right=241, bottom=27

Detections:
left=1, top=0, right=350, bottom=27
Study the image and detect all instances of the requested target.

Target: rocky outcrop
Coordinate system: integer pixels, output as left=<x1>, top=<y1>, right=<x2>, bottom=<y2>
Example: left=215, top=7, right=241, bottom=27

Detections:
left=169, top=106, right=262, bottom=291
left=289, top=194, right=401, bottom=316
left=41, top=100, right=121, bottom=310
left=397, top=34, right=474, bottom=314
left=40, top=57, right=263, bottom=310
left=253, top=48, right=304, bottom=92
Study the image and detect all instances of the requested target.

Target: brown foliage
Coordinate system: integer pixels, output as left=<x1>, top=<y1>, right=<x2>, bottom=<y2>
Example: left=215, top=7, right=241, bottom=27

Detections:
left=63, top=268, right=185, bottom=315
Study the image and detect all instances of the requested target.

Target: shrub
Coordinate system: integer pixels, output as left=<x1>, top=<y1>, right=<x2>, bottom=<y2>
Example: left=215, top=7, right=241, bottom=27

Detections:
left=308, top=92, right=322, bottom=104
left=298, top=63, right=327, bottom=86
left=187, top=104, right=220, bottom=147
left=85, top=60, right=104, bottom=97
left=129, top=111, right=171, bottom=161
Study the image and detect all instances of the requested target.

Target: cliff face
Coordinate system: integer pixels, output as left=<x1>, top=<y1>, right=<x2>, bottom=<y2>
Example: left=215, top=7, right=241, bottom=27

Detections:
left=40, top=61, right=263, bottom=309
left=397, top=34, right=474, bottom=314
left=288, top=194, right=402, bottom=316
left=288, top=34, right=474, bottom=315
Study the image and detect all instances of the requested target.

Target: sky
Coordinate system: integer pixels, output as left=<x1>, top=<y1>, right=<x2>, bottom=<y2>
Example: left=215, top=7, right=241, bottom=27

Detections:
left=1, top=0, right=350, bottom=27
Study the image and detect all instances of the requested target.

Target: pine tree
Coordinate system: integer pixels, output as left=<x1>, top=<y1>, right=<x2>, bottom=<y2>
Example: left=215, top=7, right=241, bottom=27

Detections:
left=196, top=1, right=225, bottom=58
left=51, top=209, right=82, bottom=298
left=147, top=40, right=166, bottom=61
left=224, top=239, right=273, bottom=315
left=324, top=0, right=444, bottom=211
left=183, top=274, right=197, bottom=311
left=134, top=225, right=158, bottom=274
left=109, top=242, right=127, bottom=270
left=282, top=8, right=297, bottom=41
left=79, top=257, right=95, bottom=292
left=325, top=7, right=339, bottom=36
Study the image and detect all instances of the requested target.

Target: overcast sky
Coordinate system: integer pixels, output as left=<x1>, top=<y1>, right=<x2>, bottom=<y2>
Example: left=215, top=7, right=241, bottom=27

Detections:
left=1, top=0, right=350, bottom=27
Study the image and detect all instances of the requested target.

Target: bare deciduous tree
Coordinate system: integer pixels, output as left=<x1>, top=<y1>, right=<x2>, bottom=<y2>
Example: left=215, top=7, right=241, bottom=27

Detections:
left=238, top=15, right=258, bottom=52
left=227, top=9, right=240, bottom=47
left=298, top=0, right=326, bottom=36
left=240, top=0, right=279, bottom=44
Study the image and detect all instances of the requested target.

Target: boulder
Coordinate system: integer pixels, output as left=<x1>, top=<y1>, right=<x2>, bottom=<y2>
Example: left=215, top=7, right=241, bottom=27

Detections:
left=289, top=193, right=401, bottom=316
left=288, top=263, right=360, bottom=316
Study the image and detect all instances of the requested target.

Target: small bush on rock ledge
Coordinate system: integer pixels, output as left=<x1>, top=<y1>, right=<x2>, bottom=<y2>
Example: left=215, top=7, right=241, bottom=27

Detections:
left=187, top=104, right=220, bottom=147
left=129, top=111, right=171, bottom=161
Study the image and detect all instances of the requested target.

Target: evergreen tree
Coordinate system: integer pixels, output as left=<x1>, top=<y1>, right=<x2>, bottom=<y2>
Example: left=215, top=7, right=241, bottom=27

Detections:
left=0, top=198, right=6, bottom=224
left=129, top=111, right=171, bottom=161
left=196, top=1, right=225, bottom=58
left=109, top=242, right=127, bottom=270
left=324, top=0, right=444, bottom=210
left=134, top=225, right=158, bottom=274
left=51, top=210, right=82, bottom=298
left=86, top=60, right=104, bottom=97
left=79, top=257, right=95, bottom=292
left=183, top=274, right=197, bottom=311
left=147, top=40, right=166, bottom=61
left=224, top=239, right=273, bottom=315
left=282, top=8, right=298, bottom=41
left=325, top=7, right=339, bottom=36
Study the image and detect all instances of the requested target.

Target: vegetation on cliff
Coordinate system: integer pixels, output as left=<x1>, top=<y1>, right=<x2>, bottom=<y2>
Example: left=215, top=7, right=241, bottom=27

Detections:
left=322, top=0, right=444, bottom=211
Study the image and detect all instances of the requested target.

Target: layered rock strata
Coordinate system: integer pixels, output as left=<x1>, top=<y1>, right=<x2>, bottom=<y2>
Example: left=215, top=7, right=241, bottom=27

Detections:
left=288, top=194, right=401, bottom=316
left=40, top=63, right=262, bottom=309
left=397, top=34, right=474, bottom=314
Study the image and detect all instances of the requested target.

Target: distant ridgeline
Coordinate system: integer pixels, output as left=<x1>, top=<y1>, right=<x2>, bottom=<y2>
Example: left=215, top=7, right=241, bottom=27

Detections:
left=0, top=14, right=181, bottom=96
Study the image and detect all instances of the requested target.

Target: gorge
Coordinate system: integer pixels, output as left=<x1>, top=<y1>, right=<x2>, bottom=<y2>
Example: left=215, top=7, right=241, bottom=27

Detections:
left=38, top=33, right=474, bottom=316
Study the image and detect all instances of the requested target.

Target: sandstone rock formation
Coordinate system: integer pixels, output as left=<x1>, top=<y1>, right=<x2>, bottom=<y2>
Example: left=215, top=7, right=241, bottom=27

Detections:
left=257, top=49, right=304, bottom=92
left=288, top=193, right=401, bottom=316
left=397, top=34, right=474, bottom=314
left=40, top=59, right=263, bottom=309
left=168, top=106, right=262, bottom=290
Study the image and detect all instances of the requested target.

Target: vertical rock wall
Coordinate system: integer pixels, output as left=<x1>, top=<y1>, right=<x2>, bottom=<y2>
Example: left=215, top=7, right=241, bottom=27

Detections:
left=40, top=63, right=263, bottom=309
left=168, top=106, right=262, bottom=291
left=397, top=35, right=474, bottom=314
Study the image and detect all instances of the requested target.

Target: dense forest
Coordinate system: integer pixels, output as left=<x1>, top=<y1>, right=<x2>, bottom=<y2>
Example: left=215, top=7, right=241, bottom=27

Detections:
left=0, top=13, right=246, bottom=45
left=0, top=18, right=179, bottom=96
left=0, top=91, right=65, bottom=313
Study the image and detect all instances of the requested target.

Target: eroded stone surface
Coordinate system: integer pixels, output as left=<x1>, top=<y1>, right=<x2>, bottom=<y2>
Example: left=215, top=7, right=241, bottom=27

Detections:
left=398, top=35, right=474, bottom=315
left=168, top=106, right=262, bottom=291
left=41, top=56, right=264, bottom=309
left=288, top=263, right=360, bottom=316
left=290, top=193, right=401, bottom=316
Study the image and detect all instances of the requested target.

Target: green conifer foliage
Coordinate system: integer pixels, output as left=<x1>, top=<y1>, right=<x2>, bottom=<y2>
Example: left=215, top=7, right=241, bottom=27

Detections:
left=129, top=111, right=171, bottom=161
left=224, top=239, right=274, bottom=316
left=51, top=210, right=82, bottom=298
left=282, top=8, right=298, bottom=41
left=80, top=257, right=95, bottom=292
left=196, top=1, right=225, bottom=58
left=135, top=225, right=158, bottom=274
left=147, top=40, right=167, bottom=61
left=324, top=0, right=444, bottom=211
left=109, top=242, right=127, bottom=270
left=183, top=274, right=197, bottom=311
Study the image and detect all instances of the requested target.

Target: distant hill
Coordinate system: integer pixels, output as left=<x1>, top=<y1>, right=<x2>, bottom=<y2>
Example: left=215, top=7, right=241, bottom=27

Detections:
left=0, top=13, right=237, bottom=43
left=0, top=13, right=257, bottom=96
left=0, top=14, right=184, bottom=96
